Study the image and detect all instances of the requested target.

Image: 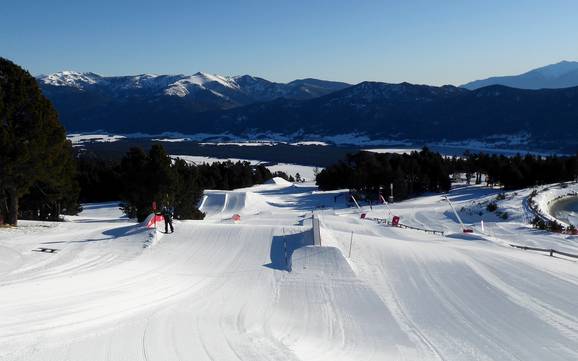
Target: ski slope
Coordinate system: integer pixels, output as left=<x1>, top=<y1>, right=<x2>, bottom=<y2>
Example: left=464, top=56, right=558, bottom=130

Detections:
left=1, top=182, right=578, bottom=360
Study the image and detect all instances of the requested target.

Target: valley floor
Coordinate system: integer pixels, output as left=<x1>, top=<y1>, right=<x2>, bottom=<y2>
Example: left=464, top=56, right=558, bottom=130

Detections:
left=1, top=181, right=578, bottom=360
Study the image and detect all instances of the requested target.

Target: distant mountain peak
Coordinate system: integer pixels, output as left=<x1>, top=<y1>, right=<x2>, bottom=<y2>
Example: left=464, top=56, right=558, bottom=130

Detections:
left=462, top=60, right=578, bottom=90
left=39, top=71, right=102, bottom=89
left=529, top=60, right=578, bottom=78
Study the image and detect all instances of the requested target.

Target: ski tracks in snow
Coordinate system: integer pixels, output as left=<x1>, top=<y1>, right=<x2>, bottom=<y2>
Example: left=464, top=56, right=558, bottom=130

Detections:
left=4, top=185, right=578, bottom=360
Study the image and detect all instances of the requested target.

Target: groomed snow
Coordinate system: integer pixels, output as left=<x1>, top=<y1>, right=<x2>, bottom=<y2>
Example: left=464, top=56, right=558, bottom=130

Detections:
left=2, top=182, right=578, bottom=360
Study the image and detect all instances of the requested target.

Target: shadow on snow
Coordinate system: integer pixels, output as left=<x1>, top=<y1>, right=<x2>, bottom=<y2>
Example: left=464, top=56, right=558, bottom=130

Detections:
left=263, top=229, right=314, bottom=272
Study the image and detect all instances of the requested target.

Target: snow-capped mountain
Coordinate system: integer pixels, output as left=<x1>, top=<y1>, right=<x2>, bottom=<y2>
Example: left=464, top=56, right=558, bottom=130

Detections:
left=37, top=71, right=350, bottom=106
left=462, top=60, right=578, bottom=90
left=36, top=71, right=578, bottom=152
left=41, top=71, right=102, bottom=88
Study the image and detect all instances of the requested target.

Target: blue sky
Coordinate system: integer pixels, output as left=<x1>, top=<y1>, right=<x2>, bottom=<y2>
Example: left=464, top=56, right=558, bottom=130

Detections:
left=1, top=0, right=578, bottom=85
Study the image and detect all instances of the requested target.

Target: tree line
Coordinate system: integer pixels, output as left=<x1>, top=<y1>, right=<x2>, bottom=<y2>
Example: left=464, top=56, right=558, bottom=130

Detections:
left=447, top=152, right=578, bottom=189
left=316, top=149, right=578, bottom=201
left=316, top=148, right=452, bottom=201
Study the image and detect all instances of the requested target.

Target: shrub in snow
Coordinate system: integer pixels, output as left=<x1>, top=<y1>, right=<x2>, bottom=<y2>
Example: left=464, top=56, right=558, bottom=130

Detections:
left=486, top=202, right=498, bottom=212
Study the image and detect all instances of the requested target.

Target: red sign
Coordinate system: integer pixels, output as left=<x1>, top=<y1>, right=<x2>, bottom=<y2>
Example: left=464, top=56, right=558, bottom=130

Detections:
left=392, top=216, right=400, bottom=226
left=232, top=214, right=241, bottom=222
left=360, top=213, right=366, bottom=219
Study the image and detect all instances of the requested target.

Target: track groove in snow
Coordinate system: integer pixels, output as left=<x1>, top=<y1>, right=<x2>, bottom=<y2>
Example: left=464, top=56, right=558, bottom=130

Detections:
left=2, top=182, right=578, bottom=360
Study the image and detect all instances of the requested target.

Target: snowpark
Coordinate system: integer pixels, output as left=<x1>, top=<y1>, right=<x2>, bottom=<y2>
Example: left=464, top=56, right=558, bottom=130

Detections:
left=2, top=179, right=578, bottom=360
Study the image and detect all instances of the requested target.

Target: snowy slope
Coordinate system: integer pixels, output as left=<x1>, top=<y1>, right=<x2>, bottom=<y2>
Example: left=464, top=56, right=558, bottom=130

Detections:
left=2, top=182, right=578, bottom=360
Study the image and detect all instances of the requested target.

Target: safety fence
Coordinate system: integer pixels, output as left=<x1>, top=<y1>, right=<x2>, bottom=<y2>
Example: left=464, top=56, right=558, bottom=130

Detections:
left=509, top=243, right=578, bottom=259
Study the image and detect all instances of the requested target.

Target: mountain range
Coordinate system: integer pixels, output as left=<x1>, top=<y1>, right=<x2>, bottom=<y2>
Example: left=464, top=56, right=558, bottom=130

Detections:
left=36, top=62, right=578, bottom=151
left=462, top=61, right=578, bottom=90
left=38, top=71, right=350, bottom=110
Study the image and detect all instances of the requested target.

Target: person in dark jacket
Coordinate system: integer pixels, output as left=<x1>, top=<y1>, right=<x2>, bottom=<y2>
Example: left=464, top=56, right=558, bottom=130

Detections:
left=161, top=206, right=174, bottom=233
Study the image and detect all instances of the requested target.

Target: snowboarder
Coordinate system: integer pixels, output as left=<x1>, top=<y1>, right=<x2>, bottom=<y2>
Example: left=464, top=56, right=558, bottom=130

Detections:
left=161, top=206, right=174, bottom=233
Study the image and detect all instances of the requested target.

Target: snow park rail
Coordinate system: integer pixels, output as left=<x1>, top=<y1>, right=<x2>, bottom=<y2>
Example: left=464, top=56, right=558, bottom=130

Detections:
left=510, top=244, right=578, bottom=259
left=363, top=217, right=445, bottom=236
left=397, top=222, right=445, bottom=236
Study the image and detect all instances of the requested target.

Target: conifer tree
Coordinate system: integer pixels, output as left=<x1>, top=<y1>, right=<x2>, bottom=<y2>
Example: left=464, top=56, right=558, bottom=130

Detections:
left=119, top=147, right=151, bottom=222
left=0, top=57, right=79, bottom=225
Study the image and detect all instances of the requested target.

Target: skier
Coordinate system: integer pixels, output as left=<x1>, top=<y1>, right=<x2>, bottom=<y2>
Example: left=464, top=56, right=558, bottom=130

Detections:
left=161, top=206, right=174, bottom=233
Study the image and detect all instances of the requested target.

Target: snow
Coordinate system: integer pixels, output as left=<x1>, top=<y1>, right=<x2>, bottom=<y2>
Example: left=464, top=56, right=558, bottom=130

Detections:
left=150, top=138, right=190, bottom=142
left=67, top=133, right=127, bottom=144
left=363, top=148, right=421, bottom=154
left=172, top=155, right=321, bottom=181
left=77, top=201, right=126, bottom=219
left=173, top=155, right=261, bottom=165
left=289, top=141, right=329, bottom=146
left=199, top=141, right=278, bottom=146
left=198, top=141, right=328, bottom=147
left=3, top=180, right=578, bottom=359
left=265, top=177, right=292, bottom=186
left=163, top=72, right=239, bottom=97
left=64, top=131, right=414, bottom=147
left=65, top=131, right=564, bottom=155
left=38, top=71, right=101, bottom=89
left=532, top=182, right=578, bottom=227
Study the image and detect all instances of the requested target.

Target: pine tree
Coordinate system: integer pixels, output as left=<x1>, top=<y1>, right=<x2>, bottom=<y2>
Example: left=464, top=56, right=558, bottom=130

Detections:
left=0, top=57, right=79, bottom=225
left=173, top=158, right=204, bottom=220
left=119, top=147, right=150, bottom=221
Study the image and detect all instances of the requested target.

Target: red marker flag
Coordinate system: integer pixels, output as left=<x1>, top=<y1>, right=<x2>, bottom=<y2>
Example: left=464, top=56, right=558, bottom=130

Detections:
left=146, top=214, right=164, bottom=229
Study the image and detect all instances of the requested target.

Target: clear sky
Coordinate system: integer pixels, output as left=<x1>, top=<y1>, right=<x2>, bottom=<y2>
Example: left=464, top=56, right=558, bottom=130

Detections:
left=1, top=0, right=578, bottom=85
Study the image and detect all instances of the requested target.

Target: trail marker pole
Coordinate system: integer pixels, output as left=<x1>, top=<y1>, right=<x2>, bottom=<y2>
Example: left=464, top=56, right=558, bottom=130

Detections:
left=348, top=231, right=354, bottom=258
left=443, top=195, right=470, bottom=232
left=351, top=195, right=362, bottom=210
left=379, top=194, right=394, bottom=220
